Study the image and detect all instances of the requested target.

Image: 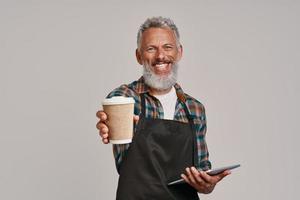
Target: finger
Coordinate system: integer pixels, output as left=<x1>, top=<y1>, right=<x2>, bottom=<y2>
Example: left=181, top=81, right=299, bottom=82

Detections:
left=102, top=138, right=109, bottom=144
left=96, top=123, right=108, bottom=133
left=185, top=168, right=197, bottom=184
left=181, top=174, right=191, bottom=184
left=199, top=171, right=213, bottom=183
left=100, top=126, right=109, bottom=135
left=96, top=110, right=102, bottom=118
left=191, top=167, right=205, bottom=184
left=99, top=129, right=109, bottom=139
left=100, top=132, right=109, bottom=139
left=96, top=121, right=104, bottom=130
left=96, top=111, right=107, bottom=121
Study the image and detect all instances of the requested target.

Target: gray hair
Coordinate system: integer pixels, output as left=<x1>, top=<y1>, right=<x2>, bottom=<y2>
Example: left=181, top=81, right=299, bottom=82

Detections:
left=137, top=16, right=181, bottom=50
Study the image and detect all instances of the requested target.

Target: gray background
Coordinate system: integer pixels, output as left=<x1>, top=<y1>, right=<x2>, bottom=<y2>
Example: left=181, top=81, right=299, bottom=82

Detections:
left=1, top=0, right=299, bottom=199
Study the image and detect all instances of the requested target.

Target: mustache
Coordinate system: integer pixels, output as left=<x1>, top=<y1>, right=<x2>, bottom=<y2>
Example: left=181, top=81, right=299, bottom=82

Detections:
left=150, top=58, right=175, bottom=65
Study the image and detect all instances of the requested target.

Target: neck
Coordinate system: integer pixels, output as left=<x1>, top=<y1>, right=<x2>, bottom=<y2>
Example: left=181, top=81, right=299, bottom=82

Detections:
left=149, top=87, right=172, bottom=95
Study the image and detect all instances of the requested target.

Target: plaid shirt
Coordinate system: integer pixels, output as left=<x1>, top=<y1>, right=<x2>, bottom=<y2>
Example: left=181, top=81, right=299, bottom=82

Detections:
left=107, top=76, right=211, bottom=173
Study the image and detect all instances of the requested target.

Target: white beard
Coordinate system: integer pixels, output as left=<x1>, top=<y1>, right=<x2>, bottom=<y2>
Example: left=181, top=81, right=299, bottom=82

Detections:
left=143, top=62, right=178, bottom=90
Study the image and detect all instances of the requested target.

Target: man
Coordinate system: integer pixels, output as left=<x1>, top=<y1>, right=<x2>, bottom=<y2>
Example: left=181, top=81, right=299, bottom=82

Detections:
left=96, top=17, right=230, bottom=199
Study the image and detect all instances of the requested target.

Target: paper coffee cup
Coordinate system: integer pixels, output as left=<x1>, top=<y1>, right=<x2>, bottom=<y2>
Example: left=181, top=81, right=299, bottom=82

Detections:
left=102, top=96, right=135, bottom=144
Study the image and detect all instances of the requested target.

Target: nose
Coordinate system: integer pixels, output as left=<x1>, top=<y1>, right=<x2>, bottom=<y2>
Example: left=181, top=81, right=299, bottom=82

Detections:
left=156, top=48, right=165, bottom=61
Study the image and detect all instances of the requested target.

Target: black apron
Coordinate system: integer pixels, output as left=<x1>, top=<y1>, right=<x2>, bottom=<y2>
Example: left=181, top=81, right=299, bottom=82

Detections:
left=116, top=93, right=199, bottom=200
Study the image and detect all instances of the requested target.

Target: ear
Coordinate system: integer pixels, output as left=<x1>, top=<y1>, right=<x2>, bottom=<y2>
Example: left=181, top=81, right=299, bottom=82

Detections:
left=176, top=45, right=183, bottom=62
left=136, top=49, right=143, bottom=65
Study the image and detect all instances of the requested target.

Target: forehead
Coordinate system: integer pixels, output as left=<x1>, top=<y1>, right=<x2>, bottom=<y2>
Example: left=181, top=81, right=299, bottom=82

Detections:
left=141, top=27, right=177, bottom=45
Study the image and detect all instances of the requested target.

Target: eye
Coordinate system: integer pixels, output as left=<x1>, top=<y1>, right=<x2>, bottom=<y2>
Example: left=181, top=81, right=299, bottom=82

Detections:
left=146, top=47, right=156, bottom=52
left=164, top=45, right=173, bottom=50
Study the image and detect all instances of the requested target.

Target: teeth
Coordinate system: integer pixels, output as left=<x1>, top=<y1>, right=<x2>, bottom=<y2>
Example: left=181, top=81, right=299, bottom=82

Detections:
left=155, top=63, right=168, bottom=68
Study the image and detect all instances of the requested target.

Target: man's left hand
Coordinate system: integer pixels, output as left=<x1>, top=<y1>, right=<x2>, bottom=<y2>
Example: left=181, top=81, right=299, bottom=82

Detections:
left=181, top=167, right=231, bottom=194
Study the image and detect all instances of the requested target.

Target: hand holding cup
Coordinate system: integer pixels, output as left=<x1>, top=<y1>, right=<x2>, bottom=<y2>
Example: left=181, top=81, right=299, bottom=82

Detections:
left=96, top=111, right=139, bottom=144
left=96, top=110, right=109, bottom=144
left=96, top=96, right=137, bottom=144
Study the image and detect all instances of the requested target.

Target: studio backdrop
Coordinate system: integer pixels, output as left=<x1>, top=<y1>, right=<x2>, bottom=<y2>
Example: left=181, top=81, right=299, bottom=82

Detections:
left=0, top=0, right=299, bottom=199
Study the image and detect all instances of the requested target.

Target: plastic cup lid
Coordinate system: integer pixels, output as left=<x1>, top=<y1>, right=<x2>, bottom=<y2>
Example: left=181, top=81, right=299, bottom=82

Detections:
left=102, top=96, right=135, bottom=105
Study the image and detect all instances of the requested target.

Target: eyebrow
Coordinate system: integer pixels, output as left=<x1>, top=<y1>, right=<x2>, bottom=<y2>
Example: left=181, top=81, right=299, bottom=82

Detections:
left=145, top=43, right=175, bottom=47
left=163, top=44, right=175, bottom=47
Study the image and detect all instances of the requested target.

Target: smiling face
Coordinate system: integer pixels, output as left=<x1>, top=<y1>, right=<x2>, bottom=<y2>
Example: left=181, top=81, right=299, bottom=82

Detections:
left=136, top=27, right=183, bottom=90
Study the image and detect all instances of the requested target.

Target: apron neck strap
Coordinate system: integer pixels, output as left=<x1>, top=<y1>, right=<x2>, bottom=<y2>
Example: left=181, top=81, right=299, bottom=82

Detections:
left=141, top=93, right=146, bottom=117
left=177, top=91, right=198, bottom=168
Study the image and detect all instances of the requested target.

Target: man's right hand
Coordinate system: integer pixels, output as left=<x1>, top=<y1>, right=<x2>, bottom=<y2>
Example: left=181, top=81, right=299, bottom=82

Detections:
left=96, top=110, right=139, bottom=144
left=96, top=111, right=110, bottom=144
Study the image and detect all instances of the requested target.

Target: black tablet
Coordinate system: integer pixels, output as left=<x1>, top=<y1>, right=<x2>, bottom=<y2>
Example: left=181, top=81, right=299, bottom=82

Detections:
left=167, top=164, right=241, bottom=186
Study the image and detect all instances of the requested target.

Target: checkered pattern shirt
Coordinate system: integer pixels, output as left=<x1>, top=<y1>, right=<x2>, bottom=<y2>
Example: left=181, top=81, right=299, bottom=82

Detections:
left=106, top=76, right=212, bottom=173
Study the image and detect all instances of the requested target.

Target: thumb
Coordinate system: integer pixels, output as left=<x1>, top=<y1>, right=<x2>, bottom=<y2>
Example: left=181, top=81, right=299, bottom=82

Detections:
left=217, top=170, right=231, bottom=182
left=133, top=115, right=139, bottom=124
